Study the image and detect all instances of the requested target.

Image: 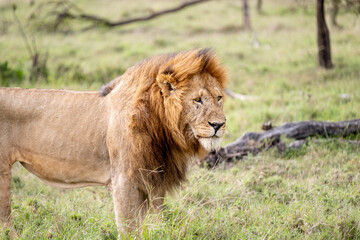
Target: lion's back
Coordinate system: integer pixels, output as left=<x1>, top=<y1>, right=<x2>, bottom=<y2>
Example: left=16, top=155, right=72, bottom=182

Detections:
left=0, top=88, right=111, bottom=163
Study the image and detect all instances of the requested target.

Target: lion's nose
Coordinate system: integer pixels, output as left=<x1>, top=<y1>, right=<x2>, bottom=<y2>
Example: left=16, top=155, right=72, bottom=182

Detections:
left=208, top=121, right=225, bottom=133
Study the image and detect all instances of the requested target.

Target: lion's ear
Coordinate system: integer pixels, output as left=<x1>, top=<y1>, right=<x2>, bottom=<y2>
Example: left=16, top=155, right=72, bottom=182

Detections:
left=156, top=66, right=177, bottom=97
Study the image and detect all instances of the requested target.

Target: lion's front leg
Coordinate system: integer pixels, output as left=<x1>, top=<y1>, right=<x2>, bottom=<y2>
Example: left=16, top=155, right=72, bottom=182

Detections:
left=111, top=173, right=148, bottom=238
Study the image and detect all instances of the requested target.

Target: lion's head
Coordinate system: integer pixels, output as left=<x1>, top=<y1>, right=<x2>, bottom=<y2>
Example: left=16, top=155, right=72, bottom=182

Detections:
left=155, top=48, right=227, bottom=153
left=101, top=48, right=227, bottom=154
left=180, top=73, right=226, bottom=151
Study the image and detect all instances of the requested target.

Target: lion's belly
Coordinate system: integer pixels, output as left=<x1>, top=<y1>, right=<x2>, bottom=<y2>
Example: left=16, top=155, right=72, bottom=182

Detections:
left=15, top=148, right=111, bottom=189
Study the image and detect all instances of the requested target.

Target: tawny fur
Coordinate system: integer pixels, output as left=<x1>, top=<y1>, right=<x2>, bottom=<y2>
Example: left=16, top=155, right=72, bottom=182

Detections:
left=0, top=49, right=226, bottom=237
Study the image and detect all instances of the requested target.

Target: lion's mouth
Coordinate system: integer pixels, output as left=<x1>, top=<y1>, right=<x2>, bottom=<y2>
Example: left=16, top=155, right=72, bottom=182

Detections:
left=196, top=135, right=219, bottom=139
left=191, top=127, right=224, bottom=151
left=197, top=136, right=222, bottom=152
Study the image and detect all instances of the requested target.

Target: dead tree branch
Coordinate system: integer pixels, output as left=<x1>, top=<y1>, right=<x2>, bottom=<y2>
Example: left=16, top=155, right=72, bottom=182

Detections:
left=225, top=89, right=257, bottom=101
left=203, top=119, right=360, bottom=168
left=49, top=0, right=210, bottom=29
left=12, top=5, right=48, bottom=82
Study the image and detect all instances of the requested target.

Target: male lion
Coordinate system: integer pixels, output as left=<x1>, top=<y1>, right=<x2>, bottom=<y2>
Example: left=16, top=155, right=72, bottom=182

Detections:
left=0, top=49, right=226, bottom=237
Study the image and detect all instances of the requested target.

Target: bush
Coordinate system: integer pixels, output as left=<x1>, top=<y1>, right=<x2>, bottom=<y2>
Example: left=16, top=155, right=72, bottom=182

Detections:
left=0, top=61, right=24, bottom=87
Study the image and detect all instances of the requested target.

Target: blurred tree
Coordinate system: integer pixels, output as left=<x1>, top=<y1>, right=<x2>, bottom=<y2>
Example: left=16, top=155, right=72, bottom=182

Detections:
left=331, top=0, right=360, bottom=27
left=243, top=0, right=252, bottom=30
left=257, top=0, right=263, bottom=14
left=317, top=0, right=333, bottom=69
left=331, top=0, right=340, bottom=27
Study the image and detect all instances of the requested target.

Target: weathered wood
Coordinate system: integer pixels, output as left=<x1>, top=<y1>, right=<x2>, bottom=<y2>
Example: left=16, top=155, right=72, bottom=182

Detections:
left=204, top=119, right=360, bottom=167
left=49, top=0, right=210, bottom=29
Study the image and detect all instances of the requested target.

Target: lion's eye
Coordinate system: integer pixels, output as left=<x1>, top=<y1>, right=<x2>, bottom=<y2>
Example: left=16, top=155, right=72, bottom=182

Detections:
left=194, top=97, right=202, bottom=104
left=218, top=96, right=222, bottom=101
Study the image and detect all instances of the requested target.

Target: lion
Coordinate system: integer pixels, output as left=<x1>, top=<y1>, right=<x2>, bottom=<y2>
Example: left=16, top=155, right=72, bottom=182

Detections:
left=0, top=48, right=227, bottom=237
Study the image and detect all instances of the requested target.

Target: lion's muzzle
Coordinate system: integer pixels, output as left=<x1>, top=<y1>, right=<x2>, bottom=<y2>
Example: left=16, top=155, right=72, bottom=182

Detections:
left=208, top=121, right=225, bottom=134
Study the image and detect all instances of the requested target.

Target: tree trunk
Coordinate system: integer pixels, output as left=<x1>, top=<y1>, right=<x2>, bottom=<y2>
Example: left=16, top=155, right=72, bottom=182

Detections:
left=317, top=0, right=333, bottom=69
left=257, top=0, right=262, bottom=14
left=243, top=0, right=252, bottom=30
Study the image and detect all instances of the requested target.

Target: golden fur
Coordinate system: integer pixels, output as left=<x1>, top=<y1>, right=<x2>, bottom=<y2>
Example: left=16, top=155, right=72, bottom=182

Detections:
left=0, top=49, right=226, bottom=237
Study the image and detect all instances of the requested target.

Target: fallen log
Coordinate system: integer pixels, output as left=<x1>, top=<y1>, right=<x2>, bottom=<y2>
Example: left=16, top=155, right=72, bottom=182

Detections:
left=203, top=119, right=360, bottom=168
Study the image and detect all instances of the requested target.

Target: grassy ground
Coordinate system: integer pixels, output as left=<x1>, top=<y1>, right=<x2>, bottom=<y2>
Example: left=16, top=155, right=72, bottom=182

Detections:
left=1, top=0, right=360, bottom=239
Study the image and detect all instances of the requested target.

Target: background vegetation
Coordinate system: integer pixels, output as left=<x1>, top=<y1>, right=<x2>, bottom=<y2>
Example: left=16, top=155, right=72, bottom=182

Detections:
left=0, top=0, right=359, bottom=239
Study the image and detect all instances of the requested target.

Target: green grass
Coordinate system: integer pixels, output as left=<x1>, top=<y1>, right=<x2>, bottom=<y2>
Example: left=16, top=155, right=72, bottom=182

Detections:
left=1, top=0, right=360, bottom=239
